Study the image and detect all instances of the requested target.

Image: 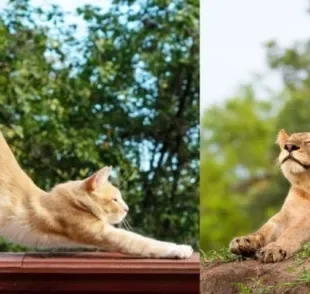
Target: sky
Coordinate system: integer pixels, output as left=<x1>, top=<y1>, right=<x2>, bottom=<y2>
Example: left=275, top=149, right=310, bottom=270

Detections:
left=0, top=0, right=111, bottom=33
left=0, top=0, right=109, bottom=10
left=201, top=0, right=310, bottom=111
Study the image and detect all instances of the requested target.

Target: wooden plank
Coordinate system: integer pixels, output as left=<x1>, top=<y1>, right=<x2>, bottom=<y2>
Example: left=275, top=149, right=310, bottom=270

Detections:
left=0, top=252, right=200, bottom=293
left=0, top=253, right=24, bottom=270
left=19, top=252, right=199, bottom=274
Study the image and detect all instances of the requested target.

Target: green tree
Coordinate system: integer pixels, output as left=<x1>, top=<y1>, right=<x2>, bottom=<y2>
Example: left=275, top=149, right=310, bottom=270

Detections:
left=201, top=35, right=310, bottom=251
left=200, top=89, right=276, bottom=250
left=0, top=0, right=199, bottom=251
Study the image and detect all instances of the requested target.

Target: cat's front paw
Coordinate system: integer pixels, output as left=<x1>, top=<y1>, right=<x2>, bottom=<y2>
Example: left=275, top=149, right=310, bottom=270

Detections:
left=229, top=234, right=264, bottom=257
left=165, top=244, right=194, bottom=259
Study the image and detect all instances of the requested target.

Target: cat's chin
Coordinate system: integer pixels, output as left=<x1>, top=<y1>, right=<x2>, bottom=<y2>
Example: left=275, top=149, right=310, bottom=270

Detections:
left=108, top=214, right=126, bottom=225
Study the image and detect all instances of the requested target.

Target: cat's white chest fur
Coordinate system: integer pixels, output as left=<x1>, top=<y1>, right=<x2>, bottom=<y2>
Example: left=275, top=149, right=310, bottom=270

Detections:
left=0, top=221, right=83, bottom=249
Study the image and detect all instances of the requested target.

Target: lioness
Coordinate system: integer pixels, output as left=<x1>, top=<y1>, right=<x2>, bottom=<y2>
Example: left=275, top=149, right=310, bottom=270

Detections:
left=230, top=129, right=310, bottom=263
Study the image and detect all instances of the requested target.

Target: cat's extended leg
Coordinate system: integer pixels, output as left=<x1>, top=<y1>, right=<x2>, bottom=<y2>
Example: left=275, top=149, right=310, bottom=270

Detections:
left=100, top=226, right=193, bottom=259
left=257, top=217, right=310, bottom=263
left=229, top=212, right=286, bottom=257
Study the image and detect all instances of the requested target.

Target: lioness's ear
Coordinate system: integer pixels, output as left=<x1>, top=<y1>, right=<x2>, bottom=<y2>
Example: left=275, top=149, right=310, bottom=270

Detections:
left=276, top=129, right=289, bottom=146
left=84, top=166, right=112, bottom=192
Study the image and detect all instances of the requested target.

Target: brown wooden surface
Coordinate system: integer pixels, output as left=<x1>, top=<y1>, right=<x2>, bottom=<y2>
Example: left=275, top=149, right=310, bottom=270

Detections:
left=0, top=252, right=199, bottom=293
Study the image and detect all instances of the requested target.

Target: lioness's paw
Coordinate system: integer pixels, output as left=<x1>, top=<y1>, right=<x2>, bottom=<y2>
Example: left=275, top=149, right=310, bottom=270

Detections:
left=166, top=244, right=193, bottom=259
left=256, top=243, right=287, bottom=263
left=229, top=235, right=263, bottom=257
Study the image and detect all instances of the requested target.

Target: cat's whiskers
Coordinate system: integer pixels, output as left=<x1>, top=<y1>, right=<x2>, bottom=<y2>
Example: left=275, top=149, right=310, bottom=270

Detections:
left=123, top=219, right=136, bottom=233
left=122, top=220, right=130, bottom=231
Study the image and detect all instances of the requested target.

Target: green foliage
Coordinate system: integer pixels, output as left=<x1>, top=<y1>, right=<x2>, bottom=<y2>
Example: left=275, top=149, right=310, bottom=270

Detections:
left=279, top=268, right=310, bottom=291
left=0, top=0, right=199, bottom=251
left=293, top=269, right=310, bottom=286
left=0, top=238, right=30, bottom=252
left=200, top=90, right=277, bottom=250
left=233, top=280, right=274, bottom=294
left=201, top=247, right=238, bottom=263
left=200, top=28, right=310, bottom=250
left=293, top=243, right=310, bottom=267
left=233, top=282, right=252, bottom=294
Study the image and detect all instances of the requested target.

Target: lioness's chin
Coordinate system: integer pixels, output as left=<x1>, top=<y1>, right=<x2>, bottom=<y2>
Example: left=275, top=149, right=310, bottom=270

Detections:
left=282, top=162, right=307, bottom=176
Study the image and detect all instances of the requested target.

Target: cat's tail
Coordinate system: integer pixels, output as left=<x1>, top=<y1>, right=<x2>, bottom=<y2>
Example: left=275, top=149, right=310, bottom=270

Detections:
left=0, top=129, right=42, bottom=193
left=0, top=129, right=19, bottom=163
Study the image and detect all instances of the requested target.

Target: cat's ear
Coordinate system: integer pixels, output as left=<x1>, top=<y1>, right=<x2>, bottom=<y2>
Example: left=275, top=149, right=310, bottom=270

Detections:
left=84, top=166, right=112, bottom=192
left=276, top=129, right=289, bottom=146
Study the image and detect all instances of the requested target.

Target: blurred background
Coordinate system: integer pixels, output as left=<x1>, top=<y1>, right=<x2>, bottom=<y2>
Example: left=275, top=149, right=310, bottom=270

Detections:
left=200, top=0, right=310, bottom=252
left=0, top=0, right=199, bottom=251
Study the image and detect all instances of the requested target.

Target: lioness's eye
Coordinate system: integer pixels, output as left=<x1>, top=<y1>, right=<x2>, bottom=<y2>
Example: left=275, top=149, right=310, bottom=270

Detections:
left=305, top=141, right=310, bottom=144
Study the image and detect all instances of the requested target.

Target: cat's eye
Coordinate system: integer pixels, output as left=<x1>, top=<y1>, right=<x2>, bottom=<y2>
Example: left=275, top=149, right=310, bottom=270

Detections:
left=113, top=198, right=118, bottom=202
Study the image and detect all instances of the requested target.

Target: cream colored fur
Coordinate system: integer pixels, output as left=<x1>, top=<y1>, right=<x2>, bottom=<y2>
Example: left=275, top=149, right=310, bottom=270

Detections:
left=229, top=129, right=310, bottom=263
left=0, top=131, right=193, bottom=258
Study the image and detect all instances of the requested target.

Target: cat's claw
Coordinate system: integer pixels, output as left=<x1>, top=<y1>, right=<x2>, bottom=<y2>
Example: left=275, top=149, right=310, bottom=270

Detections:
left=166, top=244, right=194, bottom=259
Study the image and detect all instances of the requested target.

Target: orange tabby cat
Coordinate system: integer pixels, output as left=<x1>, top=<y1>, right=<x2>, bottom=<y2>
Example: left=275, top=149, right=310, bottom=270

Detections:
left=0, top=131, right=193, bottom=258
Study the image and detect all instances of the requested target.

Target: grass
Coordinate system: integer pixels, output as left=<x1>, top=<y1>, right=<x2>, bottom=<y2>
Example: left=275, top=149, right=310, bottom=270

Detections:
left=233, top=282, right=251, bottom=294
left=200, top=247, right=240, bottom=264
left=202, top=242, right=310, bottom=264
left=279, top=268, right=310, bottom=290
left=296, top=268, right=310, bottom=286
left=233, top=279, right=274, bottom=294
left=294, top=242, right=310, bottom=265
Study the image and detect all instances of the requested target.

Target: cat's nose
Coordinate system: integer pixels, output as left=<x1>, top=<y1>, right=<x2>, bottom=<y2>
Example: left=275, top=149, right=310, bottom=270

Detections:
left=284, top=143, right=300, bottom=152
left=124, top=207, right=129, bottom=213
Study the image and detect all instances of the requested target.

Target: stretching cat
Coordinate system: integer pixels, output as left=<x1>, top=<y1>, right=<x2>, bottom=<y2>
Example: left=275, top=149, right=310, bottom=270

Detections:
left=230, top=129, right=310, bottom=263
left=0, top=131, right=193, bottom=258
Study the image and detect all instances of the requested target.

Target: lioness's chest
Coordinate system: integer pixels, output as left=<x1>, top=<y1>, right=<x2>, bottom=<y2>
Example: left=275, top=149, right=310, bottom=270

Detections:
left=282, top=191, right=310, bottom=222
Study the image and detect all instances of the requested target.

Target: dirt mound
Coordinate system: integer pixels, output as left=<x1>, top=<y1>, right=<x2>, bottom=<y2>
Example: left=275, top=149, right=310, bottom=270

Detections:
left=200, top=259, right=310, bottom=294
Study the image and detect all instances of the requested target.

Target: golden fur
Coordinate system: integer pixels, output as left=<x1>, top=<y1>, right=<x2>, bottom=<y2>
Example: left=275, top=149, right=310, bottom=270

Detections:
left=230, top=129, right=310, bottom=263
left=0, top=131, right=193, bottom=258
